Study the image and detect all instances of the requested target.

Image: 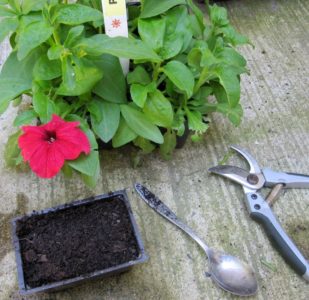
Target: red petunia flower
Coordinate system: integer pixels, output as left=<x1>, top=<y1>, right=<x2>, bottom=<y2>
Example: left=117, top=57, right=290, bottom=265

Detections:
left=18, top=114, right=91, bottom=179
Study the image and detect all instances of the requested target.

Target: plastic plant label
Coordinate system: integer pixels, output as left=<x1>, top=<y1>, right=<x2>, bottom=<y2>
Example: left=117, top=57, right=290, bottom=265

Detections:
left=101, top=0, right=129, bottom=74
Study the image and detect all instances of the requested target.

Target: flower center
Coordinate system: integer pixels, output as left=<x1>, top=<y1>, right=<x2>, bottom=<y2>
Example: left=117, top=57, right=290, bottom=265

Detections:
left=45, top=131, right=57, bottom=144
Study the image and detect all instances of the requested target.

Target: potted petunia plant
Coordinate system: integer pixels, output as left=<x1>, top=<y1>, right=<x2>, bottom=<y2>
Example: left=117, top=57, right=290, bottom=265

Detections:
left=1, top=0, right=249, bottom=186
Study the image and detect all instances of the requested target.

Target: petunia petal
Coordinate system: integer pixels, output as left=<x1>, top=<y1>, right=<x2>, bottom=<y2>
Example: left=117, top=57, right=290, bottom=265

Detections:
left=19, top=132, right=47, bottom=161
left=43, top=114, right=79, bottom=132
left=29, top=143, right=65, bottom=178
left=56, top=129, right=91, bottom=160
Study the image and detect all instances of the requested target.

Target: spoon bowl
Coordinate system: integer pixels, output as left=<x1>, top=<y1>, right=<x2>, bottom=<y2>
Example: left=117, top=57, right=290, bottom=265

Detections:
left=207, top=248, right=258, bottom=296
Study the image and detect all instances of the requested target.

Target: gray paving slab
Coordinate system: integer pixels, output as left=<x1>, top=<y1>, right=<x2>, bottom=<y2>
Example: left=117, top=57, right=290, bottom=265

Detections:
left=0, top=0, right=308, bottom=299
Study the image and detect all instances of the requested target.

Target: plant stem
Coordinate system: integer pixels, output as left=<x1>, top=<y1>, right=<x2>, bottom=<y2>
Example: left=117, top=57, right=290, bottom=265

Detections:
left=156, top=74, right=166, bottom=87
left=53, top=27, right=61, bottom=45
left=152, top=63, right=162, bottom=82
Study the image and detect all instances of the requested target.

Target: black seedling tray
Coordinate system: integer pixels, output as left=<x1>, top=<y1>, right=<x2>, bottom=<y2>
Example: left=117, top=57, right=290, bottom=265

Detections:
left=11, top=190, right=148, bottom=295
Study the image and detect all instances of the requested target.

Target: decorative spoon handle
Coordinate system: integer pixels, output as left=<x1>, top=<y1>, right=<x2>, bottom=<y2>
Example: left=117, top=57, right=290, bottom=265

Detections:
left=134, top=183, right=209, bottom=253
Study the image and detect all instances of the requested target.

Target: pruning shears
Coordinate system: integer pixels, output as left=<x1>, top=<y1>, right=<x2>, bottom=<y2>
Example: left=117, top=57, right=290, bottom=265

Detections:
left=209, top=145, right=309, bottom=281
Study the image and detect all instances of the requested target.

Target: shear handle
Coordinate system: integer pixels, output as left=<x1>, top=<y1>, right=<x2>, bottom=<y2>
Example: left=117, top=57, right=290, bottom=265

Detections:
left=245, top=192, right=309, bottom=281
left=262, top=168, right=309, bottom=188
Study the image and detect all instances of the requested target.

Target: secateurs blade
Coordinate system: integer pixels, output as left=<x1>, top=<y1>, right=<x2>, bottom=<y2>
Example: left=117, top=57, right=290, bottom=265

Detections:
left=209, top=145, right=309, bottom=282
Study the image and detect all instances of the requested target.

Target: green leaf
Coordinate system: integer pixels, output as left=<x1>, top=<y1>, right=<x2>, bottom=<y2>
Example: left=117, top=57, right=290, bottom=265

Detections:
left=216, top=47, right=247, bottom=73
left=91, top=100, right=120, bottom=143
left=159, top=33, right=183, bottom=60
left=6, top=0, right=20, bottom=12
left=120, top=104, right=163, bottom=144
left=130, top=82, right=156, bottom=108
left=21, top=0, right=46, bottom=14
left=87, top=100, right=102, bottom=122
left=17, top=20, right=53, bottom=60
left=164, top=6, right=192, bottom=53
left=12, top=96, right=22, bottom=107
left=4, top=130, right=22, bottom=168
left=54, top=98, right=71, bottom=118
left=58, top=57, right=103, bottom=96
left=214, top=66, right=240, bottom=107
left=33, top=54, right=62, bottom=80
left=201, top=48, right=219, bottom=68
left=64, top=25, right=84, bottom=47
left=219, top=25, right=250, bottom=46
left=189, top=14, right=203, bottom=38
left=209, top=4, right=229, bottom=27
left=140, top=0, right=186, bottom=19
left=193, top=86, right=213, bottom=99
left=62, top=162, right=73, bottom=178
left=217, top=103, right=243, bottom=125
left=0, top=6, right=16, bottom=18
left=133, top=137, right=156, bottom=154
left=186, top=0, right=204, bottom=32
left=186, top=109, right=208, bottom=134
left=163, top=61, right=195, bottom=98
left=92, top=54, right=127, bottom=104
left=127, top=66, right=151, bottom=85
left=81, top=162, right=100, bottom=187
left=18, top=13, right=43, bottom=31
left=138, top=17, right=166, bottom=52
left=188, top=47, right=203, bottom=69
left=54, top=4, right=103, bottom=25
left=47, top=44, right=64, bottom=60
left=112, top=117, right=137, bottom=148
left=172, top=108, right=185, bottom=136
left=130, top=84, right=149, bottom=108
left=76, top=35, right=161, bottom=62
left=143, top=90, right=174, bottom=127
left=60, top=56, right=75, bottom=91
left=13, top=109, right=37, bottom=126
left=0, top=17, right=18, bottom=43
left=85, top=128, right=98, bottom=150
left=160, top=130, right=177, bottom=160
left=68, top=150, right=99, bottom=177
left=32, top=90, right=56, bottom=123
left=0, top=50, right=41, bottom=115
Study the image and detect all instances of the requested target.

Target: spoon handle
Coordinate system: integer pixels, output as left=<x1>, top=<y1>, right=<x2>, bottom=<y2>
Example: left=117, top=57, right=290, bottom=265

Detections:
left=135, top=183, right=209, bottom=254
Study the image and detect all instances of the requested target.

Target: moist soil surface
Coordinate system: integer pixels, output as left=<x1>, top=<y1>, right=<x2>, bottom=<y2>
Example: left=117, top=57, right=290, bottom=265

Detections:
left=15, top=196, right=140, bottom=288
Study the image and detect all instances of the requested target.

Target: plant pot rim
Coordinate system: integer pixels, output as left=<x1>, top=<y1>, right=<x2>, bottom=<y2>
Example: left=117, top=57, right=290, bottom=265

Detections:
left=11, top=190, right=148, bottom=296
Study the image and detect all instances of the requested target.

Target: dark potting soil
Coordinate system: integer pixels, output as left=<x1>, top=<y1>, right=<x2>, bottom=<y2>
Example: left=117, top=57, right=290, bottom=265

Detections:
left=15, top=196, right=140, bottom=288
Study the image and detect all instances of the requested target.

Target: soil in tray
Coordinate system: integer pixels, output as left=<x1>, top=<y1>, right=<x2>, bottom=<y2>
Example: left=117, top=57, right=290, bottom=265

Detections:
left=15, top=196, right=140, bottom=288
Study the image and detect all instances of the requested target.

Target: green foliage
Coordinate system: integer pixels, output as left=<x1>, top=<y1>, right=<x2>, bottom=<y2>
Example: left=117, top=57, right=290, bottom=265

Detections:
left=53, top=4, right=103, bottom=25
left=120, top=104, right=164, bottom=144
left=91, top=100, right=120, bottom=143
left=0, top=0, right=249, bottom=186
left=4, top=130, right=22, bottom=168
left=140, top=0, right=186, bottom=19
left=163, top=61, right=195, bottom=99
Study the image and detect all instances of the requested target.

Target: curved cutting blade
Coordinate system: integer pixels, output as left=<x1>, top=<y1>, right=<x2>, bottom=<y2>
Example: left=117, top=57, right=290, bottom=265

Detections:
left=230, top=145, right=262, bottom=174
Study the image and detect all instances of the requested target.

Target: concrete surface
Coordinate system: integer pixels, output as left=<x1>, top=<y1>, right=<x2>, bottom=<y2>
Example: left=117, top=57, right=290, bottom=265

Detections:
left=0, top=0, right=308, bottom=299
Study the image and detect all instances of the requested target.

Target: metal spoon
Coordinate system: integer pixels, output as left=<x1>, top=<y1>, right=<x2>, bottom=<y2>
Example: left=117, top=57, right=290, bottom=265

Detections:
left=134, top=183, right=258, bottom=296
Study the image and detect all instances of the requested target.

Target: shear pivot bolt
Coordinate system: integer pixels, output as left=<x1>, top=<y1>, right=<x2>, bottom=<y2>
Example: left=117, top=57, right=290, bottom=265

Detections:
left=247, top=174, right=259, bottom=185
left=251, top=194, right=258, bottom=200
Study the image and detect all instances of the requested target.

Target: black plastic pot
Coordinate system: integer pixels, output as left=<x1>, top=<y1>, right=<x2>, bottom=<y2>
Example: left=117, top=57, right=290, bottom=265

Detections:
left=175, top=121, right=190, bottom=149
left=11, top=190, right=148, bottom=296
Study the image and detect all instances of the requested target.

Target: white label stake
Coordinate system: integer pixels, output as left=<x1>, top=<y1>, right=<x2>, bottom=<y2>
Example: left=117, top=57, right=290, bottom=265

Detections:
left=101, top=0, right=129, bottom=74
